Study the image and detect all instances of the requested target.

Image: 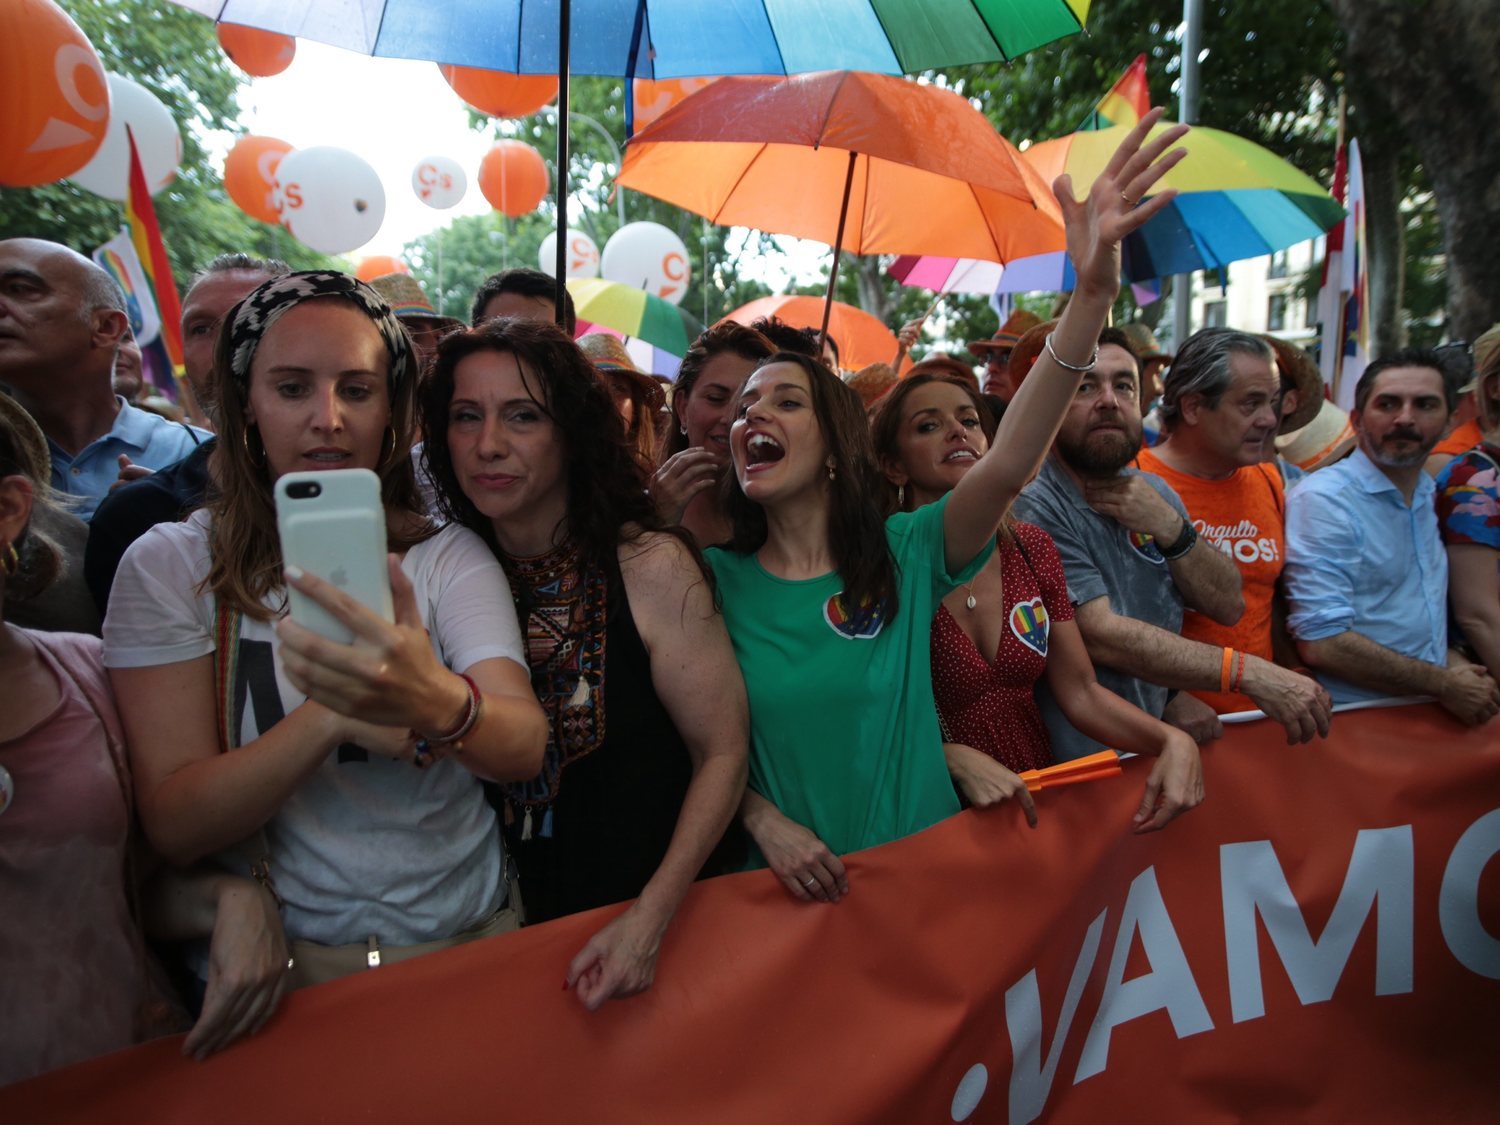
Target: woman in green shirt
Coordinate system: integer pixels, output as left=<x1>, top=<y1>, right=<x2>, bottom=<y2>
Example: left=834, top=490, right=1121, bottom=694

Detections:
left=706, top=109, right=1199, bottom=903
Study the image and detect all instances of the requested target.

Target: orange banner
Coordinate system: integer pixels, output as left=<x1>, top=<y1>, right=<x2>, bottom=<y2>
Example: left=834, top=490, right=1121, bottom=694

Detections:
left=7, top=704, right=1499, bottom=1122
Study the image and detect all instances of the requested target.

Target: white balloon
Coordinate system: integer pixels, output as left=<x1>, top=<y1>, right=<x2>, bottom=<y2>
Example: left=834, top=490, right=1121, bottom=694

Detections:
left=600, top=222, right=691, bottom=306
left=273, top=146, right=386, bottom=255
left=538, top=229, right=600, bottom=280
left=411, top=155, right=466, bottom=210
left=68, top=74, right=181, bottom=200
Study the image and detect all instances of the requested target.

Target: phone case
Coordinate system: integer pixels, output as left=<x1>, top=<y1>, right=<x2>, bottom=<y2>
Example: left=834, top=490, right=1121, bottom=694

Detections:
left=274, top=469, right=394, bottom=645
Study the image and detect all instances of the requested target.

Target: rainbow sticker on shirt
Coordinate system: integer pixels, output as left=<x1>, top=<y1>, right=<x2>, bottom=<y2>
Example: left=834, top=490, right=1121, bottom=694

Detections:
left=1010, top=597, right=1050, bottom=657
left=1128, top=529, right=1166, bottom=565
left=824, top=591, right=887, bottom=640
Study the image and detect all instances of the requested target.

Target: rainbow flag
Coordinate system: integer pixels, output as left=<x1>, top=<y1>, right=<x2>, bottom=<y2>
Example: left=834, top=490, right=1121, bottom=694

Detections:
left=124, top=125, right=184, bottom=378
left=1079, top=54, right=1150, bottom=132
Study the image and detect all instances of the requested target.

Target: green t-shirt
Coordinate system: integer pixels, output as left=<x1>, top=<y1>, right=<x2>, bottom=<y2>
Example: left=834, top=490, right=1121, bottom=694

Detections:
left=706, top=494, right=991, bottom=858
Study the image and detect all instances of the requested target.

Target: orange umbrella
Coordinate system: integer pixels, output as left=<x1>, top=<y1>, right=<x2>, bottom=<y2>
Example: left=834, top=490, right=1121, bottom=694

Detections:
left=617, top=71, right=1064, bottom=341
left=723, top=295, right=908, bottom=373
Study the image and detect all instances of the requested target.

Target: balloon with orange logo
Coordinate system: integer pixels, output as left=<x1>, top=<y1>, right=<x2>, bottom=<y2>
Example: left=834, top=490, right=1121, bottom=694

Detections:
left=440, top=65, right=557, bottom=118
left=0, top=0, right=111, bottom=187
left=478, top=141, right=548, bottom=217
left=274, top=146, right=385, bottom=255
left=538, top=230, right=600, bottom=280
left=630, top=77, right=717, bottom=136
left=224, top=135, right=294, bottom=224
left=411, top=155, right=466, bottom=210
left=355, top=256, right=409, bottom=282
left=601, top=222, right=691, bottom=307
left=69, top=74, right=181, bottom=200
left=217, top=24, right=296, bottom=78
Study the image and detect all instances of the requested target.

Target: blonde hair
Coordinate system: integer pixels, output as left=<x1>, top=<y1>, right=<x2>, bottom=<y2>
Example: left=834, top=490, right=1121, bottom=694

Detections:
left=0, top=399, right=64, bottom=604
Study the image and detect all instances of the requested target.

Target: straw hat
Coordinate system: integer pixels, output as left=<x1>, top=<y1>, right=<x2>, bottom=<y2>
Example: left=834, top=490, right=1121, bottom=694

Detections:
left=1263, top=336, right=1324, bottom=434
left=0, top=393, right=50, bottom=484
left=1468, top=324, right=1500, bottom=393
left=367, top=273, right=462, bottom=329
left=577, top=333, right=666, bottom=412
left=967, top=309, right=1042, bottom=358
left=1121, top=322, right=1171, bottom=363
left=1276, top=398, right=1356, bottom=471
left=847, top=362, right=898, bottom=408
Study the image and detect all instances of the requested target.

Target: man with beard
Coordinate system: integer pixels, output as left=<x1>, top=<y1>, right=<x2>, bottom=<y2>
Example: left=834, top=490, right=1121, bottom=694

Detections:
left=1013, top=328, right=1332, bottom=759
left=1286, top=350, right=1500, bottom=723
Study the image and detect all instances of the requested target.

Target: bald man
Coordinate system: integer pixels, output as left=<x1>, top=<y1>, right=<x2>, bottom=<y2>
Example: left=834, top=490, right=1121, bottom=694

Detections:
left=0, top=238, right=208, bottom=520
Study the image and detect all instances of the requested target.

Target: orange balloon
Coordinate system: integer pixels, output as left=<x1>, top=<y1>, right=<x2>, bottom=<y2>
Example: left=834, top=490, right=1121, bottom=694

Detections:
left=218, top=24, right=296, bottom=78
left=224, top=135, right=294, bottom=224
left=440, top=65, right=557, bottom=118
left=0, top=0, right=110, bottom=187
left=478, top=141, right=548, bottom=217
left=354, top=256, right=409, bottom=282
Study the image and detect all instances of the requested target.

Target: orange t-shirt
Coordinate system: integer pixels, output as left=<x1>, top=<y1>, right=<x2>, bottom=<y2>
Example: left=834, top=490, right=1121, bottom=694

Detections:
left=1134, top=448, right=1285, bottom=714
left=1433, top=418, right=1483, bottom=458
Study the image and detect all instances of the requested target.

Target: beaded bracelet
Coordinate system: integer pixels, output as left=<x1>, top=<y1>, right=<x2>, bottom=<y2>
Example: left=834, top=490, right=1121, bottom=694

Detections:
left=1230, top=650, right=1247, bottom=694
left=1044, top=332, right=1099, bottom=373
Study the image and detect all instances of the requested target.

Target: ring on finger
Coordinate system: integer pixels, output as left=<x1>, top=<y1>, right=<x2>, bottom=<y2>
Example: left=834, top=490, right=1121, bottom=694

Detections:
left=801, top=875, right=818, bottom=887
left=1120, top=190, right=1139, bottom=206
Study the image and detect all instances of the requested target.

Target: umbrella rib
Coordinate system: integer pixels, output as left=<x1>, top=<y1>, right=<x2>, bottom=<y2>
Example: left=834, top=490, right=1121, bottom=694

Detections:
left=813, top=71, right=855, bottom=152
left=711, top=142, right=773, bottom=225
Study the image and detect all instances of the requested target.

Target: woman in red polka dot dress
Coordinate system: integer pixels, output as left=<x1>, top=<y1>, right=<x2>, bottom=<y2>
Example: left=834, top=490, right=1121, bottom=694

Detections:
left=872, top=372, right=1198, bottom=821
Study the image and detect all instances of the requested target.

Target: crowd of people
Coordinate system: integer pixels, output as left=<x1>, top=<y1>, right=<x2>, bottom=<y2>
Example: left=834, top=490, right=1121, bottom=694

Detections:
left=2, top=110, right=1494, bottom=1086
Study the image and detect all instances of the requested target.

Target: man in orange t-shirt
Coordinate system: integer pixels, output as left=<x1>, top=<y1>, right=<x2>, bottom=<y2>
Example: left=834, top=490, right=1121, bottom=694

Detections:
left=1136, top=328, right=1288, bottom=713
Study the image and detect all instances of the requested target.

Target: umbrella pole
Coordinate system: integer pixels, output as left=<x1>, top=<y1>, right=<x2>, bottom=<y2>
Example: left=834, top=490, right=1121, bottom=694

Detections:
left=553, top=0, right=572, bottom=324
left=818, top=151, right=858, bottom=356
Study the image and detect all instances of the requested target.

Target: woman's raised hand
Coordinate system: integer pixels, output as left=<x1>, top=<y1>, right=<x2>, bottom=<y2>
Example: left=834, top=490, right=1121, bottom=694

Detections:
left=1053, top=106, right=1189, bottom=301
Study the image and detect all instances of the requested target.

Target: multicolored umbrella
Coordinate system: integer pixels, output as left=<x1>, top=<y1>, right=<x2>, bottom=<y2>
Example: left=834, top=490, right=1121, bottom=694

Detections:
left=892, top=121, right=1344, bottom=296
left=723, top=296, right=906, bottom=373
left=568, top=277, right=702, bottom=357
left=167, top=0, right=1089, bottom=76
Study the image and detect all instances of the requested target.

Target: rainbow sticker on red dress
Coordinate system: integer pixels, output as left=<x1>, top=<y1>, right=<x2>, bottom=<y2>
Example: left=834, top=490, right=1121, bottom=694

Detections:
left=1128, top=530, right=1165, bottom=564
left=824, top=591, right=887, bottom=640
left=1010, top=597, right=1050, bottom=656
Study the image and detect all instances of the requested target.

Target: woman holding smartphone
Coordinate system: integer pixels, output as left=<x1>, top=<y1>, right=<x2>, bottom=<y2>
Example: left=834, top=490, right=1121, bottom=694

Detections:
left=418, top=316, right=749, bottom=1012
left=708, top=110, right=1202, bottom=904
left=103, top=271, right=547, bottom=990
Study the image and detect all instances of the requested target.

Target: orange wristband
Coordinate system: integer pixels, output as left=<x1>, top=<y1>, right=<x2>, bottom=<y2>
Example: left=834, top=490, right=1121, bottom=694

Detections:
left=1220, top=647, right=1235, bottom=693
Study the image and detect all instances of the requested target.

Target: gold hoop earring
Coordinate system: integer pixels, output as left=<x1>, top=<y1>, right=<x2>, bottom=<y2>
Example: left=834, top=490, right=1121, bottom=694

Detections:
left=242, top=424, right=266, bottom=468
left=379, top=425, right=397, bottom=468
left=1, top=540, right=18, bottom=577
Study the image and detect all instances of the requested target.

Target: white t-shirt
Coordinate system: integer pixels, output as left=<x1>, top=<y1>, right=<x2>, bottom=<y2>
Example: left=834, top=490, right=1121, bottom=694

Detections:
left=103, top=512, right=525, bottom=946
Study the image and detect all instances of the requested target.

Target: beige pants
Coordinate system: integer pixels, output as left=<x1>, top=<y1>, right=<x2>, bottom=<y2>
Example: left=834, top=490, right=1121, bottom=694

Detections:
left=286, top=904, right=520, bottom=991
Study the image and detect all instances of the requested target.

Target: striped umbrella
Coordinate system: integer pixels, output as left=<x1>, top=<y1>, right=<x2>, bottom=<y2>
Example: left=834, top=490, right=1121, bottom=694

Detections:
left=567, top=277, right=702, bottom=358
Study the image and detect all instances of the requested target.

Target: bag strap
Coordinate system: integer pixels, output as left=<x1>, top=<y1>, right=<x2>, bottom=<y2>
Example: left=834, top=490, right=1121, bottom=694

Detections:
left=213, top=600, right=281, bottom=906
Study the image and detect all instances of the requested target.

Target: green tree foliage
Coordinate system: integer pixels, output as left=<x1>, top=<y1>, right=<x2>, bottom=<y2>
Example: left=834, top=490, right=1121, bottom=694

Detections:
left=0, top=0, right=331, bottom=278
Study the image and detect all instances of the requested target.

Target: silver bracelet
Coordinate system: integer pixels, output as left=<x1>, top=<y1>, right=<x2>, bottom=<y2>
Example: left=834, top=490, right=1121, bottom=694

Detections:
left=1044, top=332, right=1098, bottom=373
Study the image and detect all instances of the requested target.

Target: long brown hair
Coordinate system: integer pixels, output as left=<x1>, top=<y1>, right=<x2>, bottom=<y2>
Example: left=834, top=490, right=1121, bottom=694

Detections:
left=724, top=351, right=900, bottom=622
left=869, top=372, right=1008, bottom=534
left=419, top=318, right=710, bottom=585
left=205, top=294, right=430, bottom=621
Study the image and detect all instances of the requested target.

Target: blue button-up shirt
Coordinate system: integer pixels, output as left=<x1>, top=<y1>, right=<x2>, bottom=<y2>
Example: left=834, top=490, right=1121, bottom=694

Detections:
left=48, top=398, right=210, bottom=521
left=1284, top=447, right=1448, bottom=704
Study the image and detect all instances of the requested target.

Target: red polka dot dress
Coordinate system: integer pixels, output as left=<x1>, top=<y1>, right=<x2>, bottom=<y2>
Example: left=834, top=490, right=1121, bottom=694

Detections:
left=930, top=521, right=1074, bottom=773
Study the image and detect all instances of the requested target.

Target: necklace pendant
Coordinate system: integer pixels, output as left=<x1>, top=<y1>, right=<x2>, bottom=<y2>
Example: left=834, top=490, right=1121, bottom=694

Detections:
left=965, top=594, right=977, bottom=610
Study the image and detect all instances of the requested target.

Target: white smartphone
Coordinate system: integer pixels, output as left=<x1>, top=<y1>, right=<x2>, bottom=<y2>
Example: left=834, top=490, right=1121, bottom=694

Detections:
left=274, top=469, right=394, bottom=645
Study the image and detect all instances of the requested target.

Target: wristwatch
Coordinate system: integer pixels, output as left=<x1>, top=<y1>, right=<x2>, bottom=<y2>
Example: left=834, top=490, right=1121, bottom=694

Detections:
left=1160, top=518, right=1198, bottom=560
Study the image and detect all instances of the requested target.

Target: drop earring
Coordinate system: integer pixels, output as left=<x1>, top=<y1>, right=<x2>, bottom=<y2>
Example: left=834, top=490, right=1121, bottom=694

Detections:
left=897, top=483, right=905, bottom=508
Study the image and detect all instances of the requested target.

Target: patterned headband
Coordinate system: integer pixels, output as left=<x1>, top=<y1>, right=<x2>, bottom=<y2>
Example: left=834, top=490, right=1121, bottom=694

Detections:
left=225, top=270, right=413, bottom=392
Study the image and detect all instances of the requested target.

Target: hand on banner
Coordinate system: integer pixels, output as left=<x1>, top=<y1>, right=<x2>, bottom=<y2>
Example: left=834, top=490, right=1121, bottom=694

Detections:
left=1437, top=662, right=1500, bottom=726
left=1055, top=106, right=1187, bottom=302
left=943, top=742, right=1038, bottom=827
left=744, top=795, right=849, bottom=904
left=650, top=448, right=721, bottom=524
left=1162, top=691, right=1224, bottom=744
left=1240, top=656, right=1332, bottom=744
left=183, top=878, right=289, bottom=1061
left=1132, top=732, right=1203, bottom=833
left=565, top=901, right=668, bottom=1012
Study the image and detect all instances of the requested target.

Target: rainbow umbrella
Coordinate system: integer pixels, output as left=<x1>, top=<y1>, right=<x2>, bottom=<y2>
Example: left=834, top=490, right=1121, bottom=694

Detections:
left=567, top=278, right=702, bottom=358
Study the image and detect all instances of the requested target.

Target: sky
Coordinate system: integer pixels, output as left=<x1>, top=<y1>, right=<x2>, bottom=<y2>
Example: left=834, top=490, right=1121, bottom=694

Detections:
left=222, top=39, right=828, bottom=288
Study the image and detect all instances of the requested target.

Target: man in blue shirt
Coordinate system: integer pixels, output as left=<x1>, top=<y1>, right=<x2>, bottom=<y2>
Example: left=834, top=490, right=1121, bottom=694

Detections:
left=0, top=239, right=207, bottom=521
left=1286, top=349, right=1500, bottom=723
